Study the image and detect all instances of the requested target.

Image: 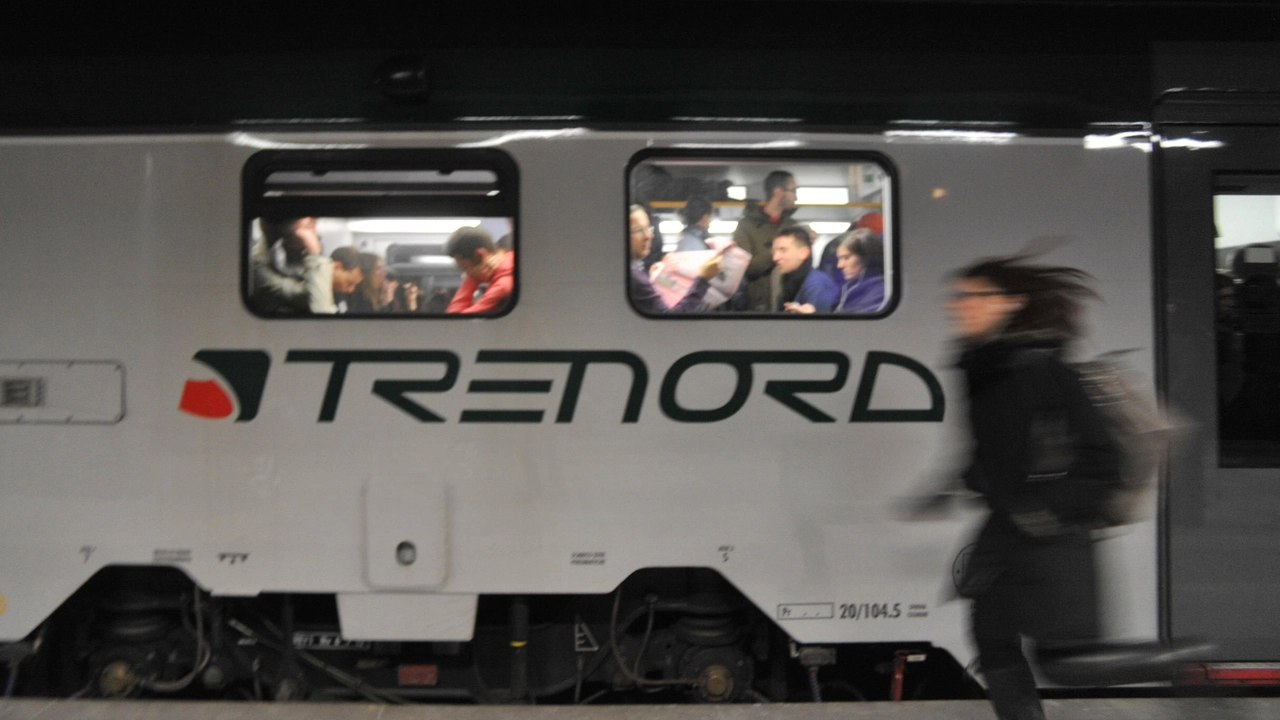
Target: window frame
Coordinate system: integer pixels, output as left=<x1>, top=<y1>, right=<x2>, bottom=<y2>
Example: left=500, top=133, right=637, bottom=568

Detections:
left=624, top=148, right=901, bottom=320
left=240, top=148, right=520, bottom=320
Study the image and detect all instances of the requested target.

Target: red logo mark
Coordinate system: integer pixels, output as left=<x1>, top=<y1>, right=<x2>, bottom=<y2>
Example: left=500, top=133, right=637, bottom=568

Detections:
left=179, top=379, right=234, bottom=419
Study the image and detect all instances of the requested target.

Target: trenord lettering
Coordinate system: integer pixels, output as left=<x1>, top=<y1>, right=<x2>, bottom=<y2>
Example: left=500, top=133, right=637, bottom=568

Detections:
left=216, top=348, right=945, bottom=424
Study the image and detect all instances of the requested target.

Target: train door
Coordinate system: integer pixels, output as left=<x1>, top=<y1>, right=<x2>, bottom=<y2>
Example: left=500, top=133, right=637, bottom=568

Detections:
left=1157, top=92, right=1280, bottom=659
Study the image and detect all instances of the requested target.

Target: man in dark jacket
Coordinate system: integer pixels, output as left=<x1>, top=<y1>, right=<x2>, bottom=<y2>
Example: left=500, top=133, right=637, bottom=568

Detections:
left=733, top=170, right=797, bottom=310
left=772, top=227, right=839, bottom=313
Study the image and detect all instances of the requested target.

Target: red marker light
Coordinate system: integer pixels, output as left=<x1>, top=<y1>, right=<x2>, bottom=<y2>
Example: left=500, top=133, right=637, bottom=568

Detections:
left=179, top=379, right=234, bottom=419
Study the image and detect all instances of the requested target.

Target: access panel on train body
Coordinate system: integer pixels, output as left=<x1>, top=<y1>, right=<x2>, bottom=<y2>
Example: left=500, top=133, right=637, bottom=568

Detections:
left=0, top=128, right=1156, bottom=669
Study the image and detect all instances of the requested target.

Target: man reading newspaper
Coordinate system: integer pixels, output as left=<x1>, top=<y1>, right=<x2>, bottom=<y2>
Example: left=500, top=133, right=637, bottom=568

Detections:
left=649, top=236, right=751, bottom=311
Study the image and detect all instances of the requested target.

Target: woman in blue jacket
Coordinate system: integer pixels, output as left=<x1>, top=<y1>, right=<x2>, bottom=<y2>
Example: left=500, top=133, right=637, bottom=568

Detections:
left=834, top=229, right=886, bottom=313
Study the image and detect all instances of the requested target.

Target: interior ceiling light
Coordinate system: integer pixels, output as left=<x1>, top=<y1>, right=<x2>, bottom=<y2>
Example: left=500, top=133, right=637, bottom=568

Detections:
left=658, top=220, right=686, bottom=235
left=796, top=188, right=850, bottom=205
left=808, top=222, right=852, bottom=235
left=726, top=186, right=747, bottom=200
left=708, top=220, right=739, bottom=234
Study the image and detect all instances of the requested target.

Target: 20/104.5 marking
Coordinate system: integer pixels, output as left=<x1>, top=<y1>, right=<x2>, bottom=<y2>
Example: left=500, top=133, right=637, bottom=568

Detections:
left=839, top=602, right=901, bottom=620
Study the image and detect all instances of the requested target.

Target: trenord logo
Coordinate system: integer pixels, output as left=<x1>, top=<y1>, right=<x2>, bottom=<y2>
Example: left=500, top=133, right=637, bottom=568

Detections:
left=179, top=348, right=945, bottom=425
left=179, top=350, right=271, bottom=421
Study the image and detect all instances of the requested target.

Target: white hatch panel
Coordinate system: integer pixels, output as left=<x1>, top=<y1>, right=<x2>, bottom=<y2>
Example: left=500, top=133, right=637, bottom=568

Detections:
left=363, top=476, right=448, bottom=590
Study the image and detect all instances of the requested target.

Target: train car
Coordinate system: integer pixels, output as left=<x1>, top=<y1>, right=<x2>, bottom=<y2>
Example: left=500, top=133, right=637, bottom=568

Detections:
left=2, top=0, right=1280, bottom=704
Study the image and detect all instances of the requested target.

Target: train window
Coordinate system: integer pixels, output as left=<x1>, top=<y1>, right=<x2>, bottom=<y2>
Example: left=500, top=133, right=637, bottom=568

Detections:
left=242, top=150, right=518, bottom=318
left=1213, top=174, right=1280, bottom=466
left=626, top=151, right=896, bottom=317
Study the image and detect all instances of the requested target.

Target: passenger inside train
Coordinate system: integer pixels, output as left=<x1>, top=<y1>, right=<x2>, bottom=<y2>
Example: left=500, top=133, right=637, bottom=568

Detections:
left=628, top=204, right=723, bottom=313
left=773, top=226, right=839, bottom=313
left=443, top=226, right=515, bottom=315
left=832, top=228, right=887, bottom=313
left=249, top=217, right=356, bottom=315
left=628, top=157, right=893, bottom=316
left=246, top=216, right=516, bottom=317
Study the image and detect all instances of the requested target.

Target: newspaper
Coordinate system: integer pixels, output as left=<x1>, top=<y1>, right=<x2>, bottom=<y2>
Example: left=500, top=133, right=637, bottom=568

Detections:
left=649, top=237, right=751, bottom=310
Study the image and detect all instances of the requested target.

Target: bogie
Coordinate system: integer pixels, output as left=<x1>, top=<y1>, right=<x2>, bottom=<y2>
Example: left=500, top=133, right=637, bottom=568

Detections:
left=13, top=567, right=972, bottom=704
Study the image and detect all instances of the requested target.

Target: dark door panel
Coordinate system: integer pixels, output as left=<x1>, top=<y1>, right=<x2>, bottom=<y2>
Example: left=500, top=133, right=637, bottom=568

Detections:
left=1157, top=93, right=1280, bottom=659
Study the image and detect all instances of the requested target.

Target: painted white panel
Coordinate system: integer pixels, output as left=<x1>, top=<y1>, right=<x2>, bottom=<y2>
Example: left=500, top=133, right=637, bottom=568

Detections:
left=337, top=592, right=476, bottom=641
left=364, top=476, right=448, bottom=590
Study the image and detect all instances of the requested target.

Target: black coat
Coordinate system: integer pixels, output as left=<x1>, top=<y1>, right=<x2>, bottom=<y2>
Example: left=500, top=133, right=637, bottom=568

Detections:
left=957, top=335, right=1122, bottom=651
left=959, top=337, right=1122, bottom=530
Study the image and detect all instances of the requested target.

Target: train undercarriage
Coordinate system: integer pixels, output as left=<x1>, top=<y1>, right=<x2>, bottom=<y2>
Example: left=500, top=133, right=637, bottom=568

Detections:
left=3, top=567, right=974, bottom=704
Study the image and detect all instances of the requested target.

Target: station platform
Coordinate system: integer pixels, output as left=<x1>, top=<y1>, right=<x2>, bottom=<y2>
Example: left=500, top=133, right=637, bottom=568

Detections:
left=3, top=698, right=1280, bottom=720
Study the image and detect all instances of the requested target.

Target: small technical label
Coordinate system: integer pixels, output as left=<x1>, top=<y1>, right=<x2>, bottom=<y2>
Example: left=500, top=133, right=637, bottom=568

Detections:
left=398, top=664, right=439, bottom=687
left=777, top=603, right=835, bottom=620
left=839, top=602, right=902, bottom=620
left=907, top=603, right=929, bottom=618
left=1, top=377, right=45, bottom=407
left=153, top=548, right=192, bottom=563
left=0, top=361, right=123, bottom=424
left=574, top=619, right=600, bottom=653
left=718, top=545, right=735, bottom=562
left=570, top=551, right=606, bottom=566
left=292, top=631, right=372, bottom=651
left=218, top=552, right=250, bottom=565
left=80, top=545, right=96, bottom=563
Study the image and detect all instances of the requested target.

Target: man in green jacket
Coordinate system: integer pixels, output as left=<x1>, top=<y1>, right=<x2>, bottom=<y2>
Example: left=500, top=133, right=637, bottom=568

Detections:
left=250, top=217, right=364, bottom=315
left=733, top=170, right=798, bottom=311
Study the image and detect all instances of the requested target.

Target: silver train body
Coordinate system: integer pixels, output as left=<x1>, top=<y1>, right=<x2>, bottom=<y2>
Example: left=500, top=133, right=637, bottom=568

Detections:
left=0, top=128, right=1158, bottom=674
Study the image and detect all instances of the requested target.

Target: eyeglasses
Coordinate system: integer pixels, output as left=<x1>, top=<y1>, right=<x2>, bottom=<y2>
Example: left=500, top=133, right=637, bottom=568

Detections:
left=630, top=225, right=654, bottom=235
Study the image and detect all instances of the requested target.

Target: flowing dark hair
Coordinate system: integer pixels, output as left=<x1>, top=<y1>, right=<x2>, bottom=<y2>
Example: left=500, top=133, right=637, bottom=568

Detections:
left=954, top=253, right=1099, bottom=340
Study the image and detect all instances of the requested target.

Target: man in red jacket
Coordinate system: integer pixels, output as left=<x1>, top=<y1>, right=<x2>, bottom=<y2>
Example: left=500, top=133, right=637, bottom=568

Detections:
left=445, top=227, right=515, bottom=314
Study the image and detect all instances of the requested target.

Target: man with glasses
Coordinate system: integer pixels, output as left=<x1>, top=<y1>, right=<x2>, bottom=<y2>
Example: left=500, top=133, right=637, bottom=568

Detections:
left=733, top=170, right=797, bottom=311
left=628, top=205, right=721, bottom=313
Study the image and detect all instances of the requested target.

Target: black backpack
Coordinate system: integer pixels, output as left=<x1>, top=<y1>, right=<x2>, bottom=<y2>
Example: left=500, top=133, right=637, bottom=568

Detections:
left=1068, top=351, right=1175, bottom=528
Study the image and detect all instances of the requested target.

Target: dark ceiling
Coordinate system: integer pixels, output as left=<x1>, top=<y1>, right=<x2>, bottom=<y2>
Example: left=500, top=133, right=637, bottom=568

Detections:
left=0, top=1, right=1276, bottom=130
left=3, top=1, right=1277, bottom=56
